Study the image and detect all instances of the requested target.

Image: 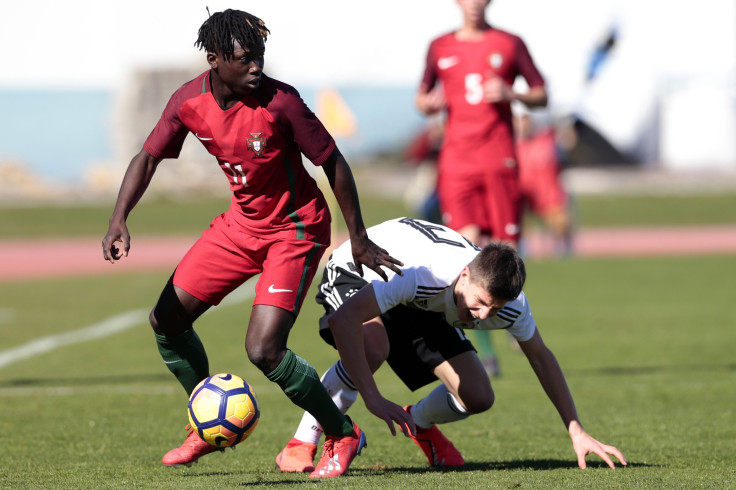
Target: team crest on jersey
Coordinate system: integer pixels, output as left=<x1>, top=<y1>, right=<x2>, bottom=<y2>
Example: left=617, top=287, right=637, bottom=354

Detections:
left=246, top=132, right=267, bottom=158
left=489, top=53, right=503, bottom=69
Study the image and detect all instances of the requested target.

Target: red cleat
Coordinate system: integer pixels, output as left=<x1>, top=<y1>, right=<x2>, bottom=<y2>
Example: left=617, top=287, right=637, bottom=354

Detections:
left=309, top=417, right=366, bottom=478
left=405, top=405, right=464, bottom=466
left=275, top=437, right=318, bottom=473
left=161, top=425, right=225, bottom=467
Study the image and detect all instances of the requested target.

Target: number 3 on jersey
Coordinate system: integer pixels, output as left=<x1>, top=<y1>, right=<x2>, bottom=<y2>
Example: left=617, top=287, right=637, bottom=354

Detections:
left=224, top=162, right=248, bottom=186
left=464, top=73, right=483, bottom=105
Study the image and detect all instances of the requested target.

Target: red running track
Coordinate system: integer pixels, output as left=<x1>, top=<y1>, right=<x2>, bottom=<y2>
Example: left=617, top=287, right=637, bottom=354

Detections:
left=1, top=225, right=736, bottom=282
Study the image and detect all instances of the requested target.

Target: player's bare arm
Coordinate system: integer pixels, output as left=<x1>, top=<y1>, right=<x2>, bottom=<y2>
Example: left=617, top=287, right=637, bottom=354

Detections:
left=321, top=149, right=404, bottom=280
left=415, top=86, right=446, bottom=115
left=328, top=285, right=415, bottom=437
left=102, top=149, right=162, bottom=263
left=518, top=329, right=627, bottom=468
left=483, top=78, right=548, bottom=108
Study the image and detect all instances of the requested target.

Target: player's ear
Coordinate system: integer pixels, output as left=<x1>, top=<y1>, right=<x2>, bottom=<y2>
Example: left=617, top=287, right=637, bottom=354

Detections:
left=459, top=266, right=471, bottom=284
left=207, top=52, right=218, bottom=69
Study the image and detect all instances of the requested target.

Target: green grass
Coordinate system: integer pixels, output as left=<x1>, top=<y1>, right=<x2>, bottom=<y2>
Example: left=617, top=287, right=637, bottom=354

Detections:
left=1, top=255, right=735, bottom=488
left=1, top=189, right=735, bottom=240
left=573, top=193, right=736, bottom=228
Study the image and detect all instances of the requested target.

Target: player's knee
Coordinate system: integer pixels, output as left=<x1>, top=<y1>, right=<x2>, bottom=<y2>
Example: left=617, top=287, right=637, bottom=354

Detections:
left=244, top=341, right=281, bottom=374
left=461, top=387, right=494, bottom=414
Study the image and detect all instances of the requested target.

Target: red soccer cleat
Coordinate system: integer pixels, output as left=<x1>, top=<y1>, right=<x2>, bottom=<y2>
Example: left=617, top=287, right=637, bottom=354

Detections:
left=275, top=437, right=318, bottom=473
left=405, top=405, right=464, bottom=466
left=161, top=424, right=226, bottom=467
left=309, top=417, right=366, bottom=478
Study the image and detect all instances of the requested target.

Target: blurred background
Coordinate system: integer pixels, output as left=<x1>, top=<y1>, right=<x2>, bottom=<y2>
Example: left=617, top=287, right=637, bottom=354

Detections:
left=1, top=4, right=735, bottom=485
left=1, top=0, right=735, bottom=201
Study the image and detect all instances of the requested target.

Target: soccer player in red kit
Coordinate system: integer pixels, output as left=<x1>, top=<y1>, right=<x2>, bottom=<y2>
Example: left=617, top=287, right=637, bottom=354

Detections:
left=415, top=0, right=548, bottom=248
left=101, top=9, right=405, bottom=478
left=515, top=109, right=573, bottom=256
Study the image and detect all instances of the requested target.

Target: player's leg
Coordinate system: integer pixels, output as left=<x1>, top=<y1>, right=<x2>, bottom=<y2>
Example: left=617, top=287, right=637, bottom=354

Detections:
left=277, top=262, right=382, bottom=473
left=378, top=309, right=474, bottom=466
left=469, top=329, right=500, bottom=376
left=150, top=283, right=212, bottom=394
left=158, top=214, right=263, bottom=466
left=437, top=170, right=487, bottom=242
left=278, top=317, right=388, bottom=473
left=254, top=241, right=365, bottom=478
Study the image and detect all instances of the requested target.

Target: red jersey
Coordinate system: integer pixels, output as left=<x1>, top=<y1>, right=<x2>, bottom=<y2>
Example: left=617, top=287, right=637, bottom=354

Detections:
left=517, top=128, right=567, bottom=213
left=144, top=72, right=336, bottom=237
left=420, top=27, right=545, bottom=174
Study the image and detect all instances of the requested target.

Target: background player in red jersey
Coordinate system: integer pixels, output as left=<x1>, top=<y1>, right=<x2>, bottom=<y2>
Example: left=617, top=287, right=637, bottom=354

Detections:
left=415, top=0, right=549, bottom=377
left=515, top=107, right=574, bottom=257
left=415, top=0, right=548, bottom=247
left=101, top=9, right=405, bottom=478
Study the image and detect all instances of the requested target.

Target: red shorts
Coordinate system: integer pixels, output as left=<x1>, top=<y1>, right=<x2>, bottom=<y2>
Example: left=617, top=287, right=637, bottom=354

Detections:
left=520, top=162, right=567, bottom=215
left=437, top=166, right=522, bottom=242
left=172, top=212, right=330, bottom=314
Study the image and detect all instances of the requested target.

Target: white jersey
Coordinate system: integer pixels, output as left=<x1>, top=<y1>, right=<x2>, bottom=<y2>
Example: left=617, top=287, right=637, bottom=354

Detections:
left=328, top=217, right=536, bottom=342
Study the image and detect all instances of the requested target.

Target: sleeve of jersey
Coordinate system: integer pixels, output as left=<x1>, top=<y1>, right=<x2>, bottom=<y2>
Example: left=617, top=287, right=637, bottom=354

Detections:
left=515, top=38, right=546, bottom=89
left=506, top=292, right=537, bottom=342
left=371, top=269, right=419, bottom=314
left=273, top=89, right=335, bottom=166
left=143, top=90, right=190, bottom=159
left=418, top=42, right=438, bottom=93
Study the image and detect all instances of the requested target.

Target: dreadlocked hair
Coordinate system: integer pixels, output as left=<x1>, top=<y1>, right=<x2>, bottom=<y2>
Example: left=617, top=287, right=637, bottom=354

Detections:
left=195, top=9, right=270, bottom=61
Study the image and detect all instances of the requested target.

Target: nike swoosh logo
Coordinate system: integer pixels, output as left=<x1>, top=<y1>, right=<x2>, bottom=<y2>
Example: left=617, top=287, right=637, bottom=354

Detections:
left=195, top=133, right=213, bottom=141
left=437, top=56, right=459, bottom=70
left=163, top=360, right=181, bottom=364
left=268, top=284, right=293, bottom=293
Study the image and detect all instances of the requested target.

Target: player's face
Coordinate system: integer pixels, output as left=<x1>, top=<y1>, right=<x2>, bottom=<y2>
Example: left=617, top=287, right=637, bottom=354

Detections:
left=455, top=268, right=508, bottom=322
left=210, top=39, right=265, bottom=96
left=457, top=0, right=491, bottom=23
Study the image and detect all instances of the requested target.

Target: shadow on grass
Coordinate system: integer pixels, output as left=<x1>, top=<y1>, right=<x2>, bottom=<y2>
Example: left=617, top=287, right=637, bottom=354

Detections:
left=350, top=459, right=651, bottom=474
left=178, top=460, right=653, bottom=486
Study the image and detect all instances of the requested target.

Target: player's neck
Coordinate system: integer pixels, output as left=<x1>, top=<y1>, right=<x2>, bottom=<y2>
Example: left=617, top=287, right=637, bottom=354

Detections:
left=456, top=21, right=490, bottom=41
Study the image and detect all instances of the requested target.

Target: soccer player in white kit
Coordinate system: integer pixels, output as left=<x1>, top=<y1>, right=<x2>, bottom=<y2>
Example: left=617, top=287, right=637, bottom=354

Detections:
left=276, top=217, right=626, bottom=471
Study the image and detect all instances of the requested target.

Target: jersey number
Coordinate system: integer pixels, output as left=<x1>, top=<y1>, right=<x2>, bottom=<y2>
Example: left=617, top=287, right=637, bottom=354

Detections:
left=224, top=163, right=248, bottom=186
left=399, top=217, right=480, bottom=250
left=464, top=73, right=484, bottom=105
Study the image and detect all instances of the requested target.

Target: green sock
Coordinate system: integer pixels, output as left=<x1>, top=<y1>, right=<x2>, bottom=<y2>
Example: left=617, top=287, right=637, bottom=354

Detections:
left=155, top=330, right=209, bottom=396
left=471, top=329, right=497, bottom=358
left=266, top=349, right=352, bottom=436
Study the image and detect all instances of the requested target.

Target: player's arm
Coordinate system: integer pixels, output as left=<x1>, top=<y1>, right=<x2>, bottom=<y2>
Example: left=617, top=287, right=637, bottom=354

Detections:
left=518, top=329, right=627, bottom=469
left=328, top=284, right=415, bottom=436
left=415, top=86, right=446, bottom=115
left=102, top=149, right=162, bottom=263
left=321, top=148, right=404, bottom=280
left=483, top=79, right=548, bottom=108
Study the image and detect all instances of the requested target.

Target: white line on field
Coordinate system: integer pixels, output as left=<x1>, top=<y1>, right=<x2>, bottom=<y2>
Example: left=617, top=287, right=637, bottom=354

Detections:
left=0, top=280, right=256, bottom=371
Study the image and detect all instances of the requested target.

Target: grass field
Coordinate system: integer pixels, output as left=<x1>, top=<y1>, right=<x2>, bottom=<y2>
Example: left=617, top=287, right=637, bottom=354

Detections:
left=1, top=191, right=736, bottom=239
left=1, top=191, right=735, bottom=488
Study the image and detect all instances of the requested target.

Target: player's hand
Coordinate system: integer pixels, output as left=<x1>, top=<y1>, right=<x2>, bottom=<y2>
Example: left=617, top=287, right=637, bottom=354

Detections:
left=351, top=236, right=404, bottom=282
left=483, top=77, right=514, bottom=104
left=101, top=222, right=130, bottom=264
left=570, top=426, right=627, bottom=469
left=363, top=395, right=416, bottom=437
left=416, top=87, right=446, bottom=114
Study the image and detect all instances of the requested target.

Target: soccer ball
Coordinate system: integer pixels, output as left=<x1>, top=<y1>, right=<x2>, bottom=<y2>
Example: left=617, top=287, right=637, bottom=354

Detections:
left=187, top=373, right=260, bottom=447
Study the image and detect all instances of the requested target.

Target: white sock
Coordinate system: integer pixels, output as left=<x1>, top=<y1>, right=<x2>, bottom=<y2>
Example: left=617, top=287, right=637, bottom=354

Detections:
left=293, top=360, right=358, bottom=445
left=411, top=384, right=469, bottom=428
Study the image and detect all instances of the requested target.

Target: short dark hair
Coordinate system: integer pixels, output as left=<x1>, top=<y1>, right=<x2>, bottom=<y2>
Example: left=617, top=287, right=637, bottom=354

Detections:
left=467, top=242, right=526, bottom=300
left=195, top=9, right=270, bottom=61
